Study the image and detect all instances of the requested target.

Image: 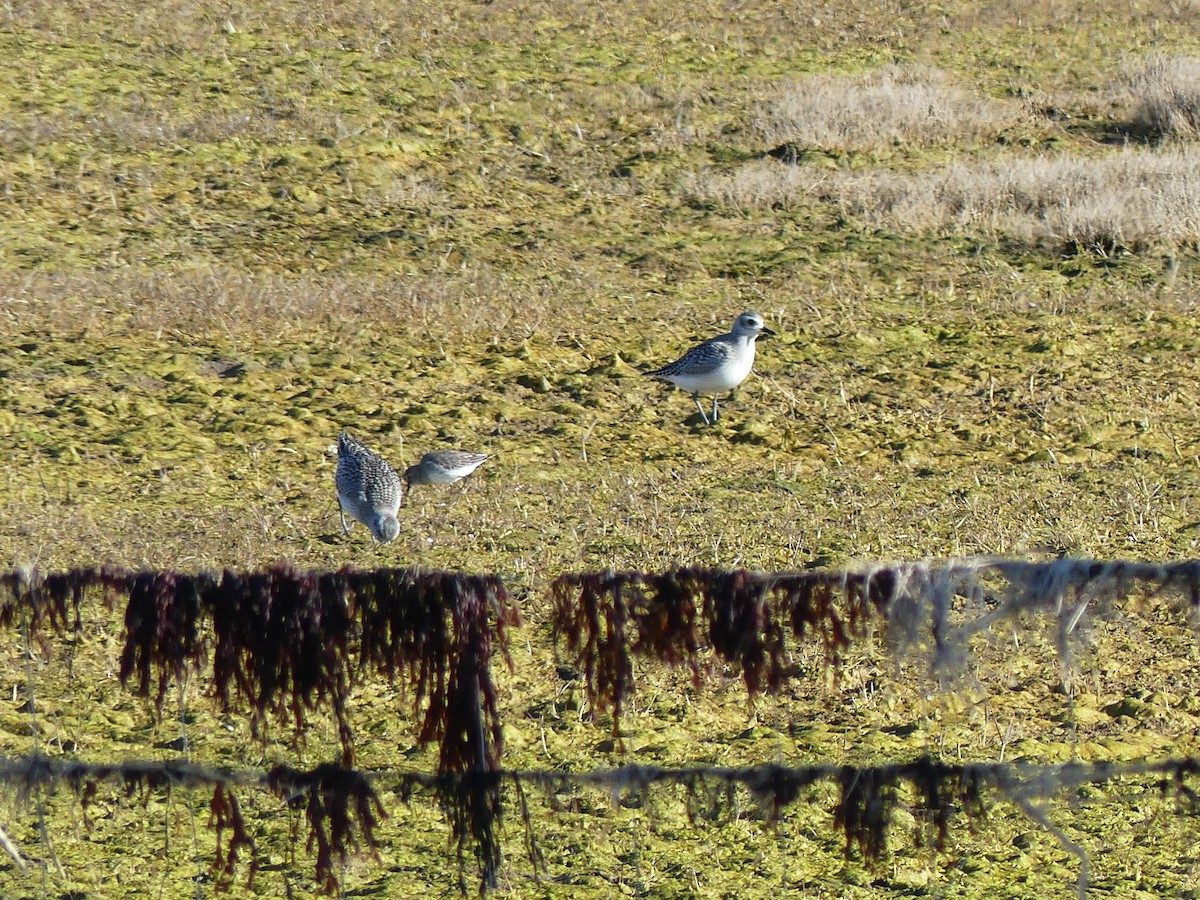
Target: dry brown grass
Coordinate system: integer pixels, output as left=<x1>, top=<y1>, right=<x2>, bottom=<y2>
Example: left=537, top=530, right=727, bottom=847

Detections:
left=0, top=266, right=571, bottom=341
left=754, top=65, right=1024, bottom=154
left=1122, top=54, right=1200, bottom=141
left=687, top=147, right=1200, bottom=252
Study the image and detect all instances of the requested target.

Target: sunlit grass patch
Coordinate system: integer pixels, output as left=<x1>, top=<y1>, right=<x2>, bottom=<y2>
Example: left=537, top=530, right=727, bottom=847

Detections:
left=686, top=147, right=1200, bottom=253
left=0, top=266, right=577, bottom=340
left=754, top=65, right=1026, bottom=157
left=1122, top=54, right=1200, bottom=142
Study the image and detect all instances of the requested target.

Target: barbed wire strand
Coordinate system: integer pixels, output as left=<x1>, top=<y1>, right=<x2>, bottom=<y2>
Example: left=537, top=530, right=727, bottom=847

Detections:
left=0, top=751, right=1198, bottom=897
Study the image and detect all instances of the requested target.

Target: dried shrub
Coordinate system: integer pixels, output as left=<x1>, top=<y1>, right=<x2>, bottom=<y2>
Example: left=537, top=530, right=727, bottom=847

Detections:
left=1124, top=55, right=1200, bottom=141
left=755, top=65, right=1022, bottom=155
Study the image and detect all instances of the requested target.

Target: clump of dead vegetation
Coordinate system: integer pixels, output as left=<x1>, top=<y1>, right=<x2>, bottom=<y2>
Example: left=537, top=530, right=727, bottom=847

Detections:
left=686, top=147, right=1200, bottom=253
left=754, top=65, right=1024, bottom=157
left=697, top=57, right=1200, bottom=253
left=1123, top=54, right=1200, bottom=142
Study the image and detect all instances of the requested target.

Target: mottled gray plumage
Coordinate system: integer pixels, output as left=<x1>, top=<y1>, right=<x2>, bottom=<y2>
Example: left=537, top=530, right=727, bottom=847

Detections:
left=404, top=450, right=491, bottom=487
left=646, top=310, right=775, bottom=424
left=335, top=431, right=403, bottom=542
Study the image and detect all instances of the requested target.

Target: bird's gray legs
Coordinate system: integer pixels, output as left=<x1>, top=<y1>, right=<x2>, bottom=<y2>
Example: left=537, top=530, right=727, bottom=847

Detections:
left=688, top=393, right=725, bottom=425
left=338, top=502, right=350, bottom=535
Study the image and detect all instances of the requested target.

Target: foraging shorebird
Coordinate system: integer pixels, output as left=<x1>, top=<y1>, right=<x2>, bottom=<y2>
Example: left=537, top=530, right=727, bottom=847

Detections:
left=404, top=450, right=491, bottom=488
left=334, top=431, right=403, bottom=542
left=645, top=311, right=775, bottom=424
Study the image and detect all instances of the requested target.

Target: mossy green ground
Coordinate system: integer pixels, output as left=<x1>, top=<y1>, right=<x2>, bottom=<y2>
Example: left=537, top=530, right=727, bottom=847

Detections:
left=3, top=1, right=1200, bottom=896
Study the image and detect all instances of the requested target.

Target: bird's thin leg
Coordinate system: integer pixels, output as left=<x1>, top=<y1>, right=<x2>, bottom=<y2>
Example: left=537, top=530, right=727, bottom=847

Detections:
left=338, top=502, right=350, bottom=535
left=711, top=395, right=720, bottom=423
left=691, top=393, right=711, bottom=425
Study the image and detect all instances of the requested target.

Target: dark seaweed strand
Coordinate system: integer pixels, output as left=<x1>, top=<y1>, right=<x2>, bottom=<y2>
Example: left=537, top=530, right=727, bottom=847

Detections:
left=208, top=567, right=355, bottom=764
left=349, top=568, right=517, bottom=892
left=438, top=573, right=513, bottom=890
left=554, top=569, right=860, bottom=733
left=268, top=566, right=354, bottom=764
left=773, top=568, right=897, bottom=671
left=555, top=568, right=861, bottom=731
left=41, top=569, right=91, bottom=635
left=778, top=571, right=842, bottom=659
left=859, top=566, right=903, bottom=620
left=908, top=757, right=985, bottom=852
left=833, top=763, right=899, bottom=861
left=510, top=773, right=545, bottom=879
left=739, top=761, right=823, bottom=825
left=548, top=573, right=589, bottom=700
left=550, top=571, right=640, bottom=730
left=266, top=762, right=384, bottom=894
left=117, top=570, right=209, bottom=713
left=351, top=567, right=453, bottom=747
left=0, top=567, right=109, bottom=646
left=549, top=573, right=598, bottom=715
left=639, top=570, right=704, bottom=686
left=210, top=784, right=257, bottom=887
left=829, top=759, right=993, bottom=863
left=696, top=568, right=786, bottom=696
left=209, top=568, right=269, bottom=742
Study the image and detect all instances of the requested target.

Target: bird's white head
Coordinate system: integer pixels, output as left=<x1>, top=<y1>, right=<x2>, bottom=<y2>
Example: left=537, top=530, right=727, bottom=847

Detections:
left=732, top=311, right=775, bottom=340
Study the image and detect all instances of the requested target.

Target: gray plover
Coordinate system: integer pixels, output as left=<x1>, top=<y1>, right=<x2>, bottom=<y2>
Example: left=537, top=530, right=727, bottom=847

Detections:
left=334, top=431, right=403, bottom=542
left=645, top=310, right=775, bottom=424
left=404, top=450, right=490, bottom=488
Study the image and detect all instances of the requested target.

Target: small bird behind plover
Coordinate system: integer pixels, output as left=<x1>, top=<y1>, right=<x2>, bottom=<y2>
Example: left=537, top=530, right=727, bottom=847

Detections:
left=404, top=450, right=491, bottom=488
left=645, top=310, right=775, bottom=424
left=334, top=430, right=403, bottom=542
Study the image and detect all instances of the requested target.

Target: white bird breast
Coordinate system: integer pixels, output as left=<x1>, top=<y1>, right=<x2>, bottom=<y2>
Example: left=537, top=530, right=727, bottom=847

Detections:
left=665, top=343, right=756, bottom=394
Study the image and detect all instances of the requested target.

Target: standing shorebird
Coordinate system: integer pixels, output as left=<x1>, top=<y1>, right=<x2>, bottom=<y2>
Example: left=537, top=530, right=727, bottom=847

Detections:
left=334, top=431, right=403, bottom=542
left=645, top=311, right=775, bottom=424
left=404, top=450, right=491, bottom=489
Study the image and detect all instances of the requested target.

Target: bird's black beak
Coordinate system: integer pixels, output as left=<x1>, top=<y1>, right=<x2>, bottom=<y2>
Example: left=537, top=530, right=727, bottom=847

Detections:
left=758, top=326, right=777, bottom=339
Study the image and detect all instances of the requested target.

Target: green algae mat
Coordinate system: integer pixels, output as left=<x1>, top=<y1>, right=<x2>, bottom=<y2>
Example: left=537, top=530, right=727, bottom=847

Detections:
left=4, top=0, right=1200, bottom=896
